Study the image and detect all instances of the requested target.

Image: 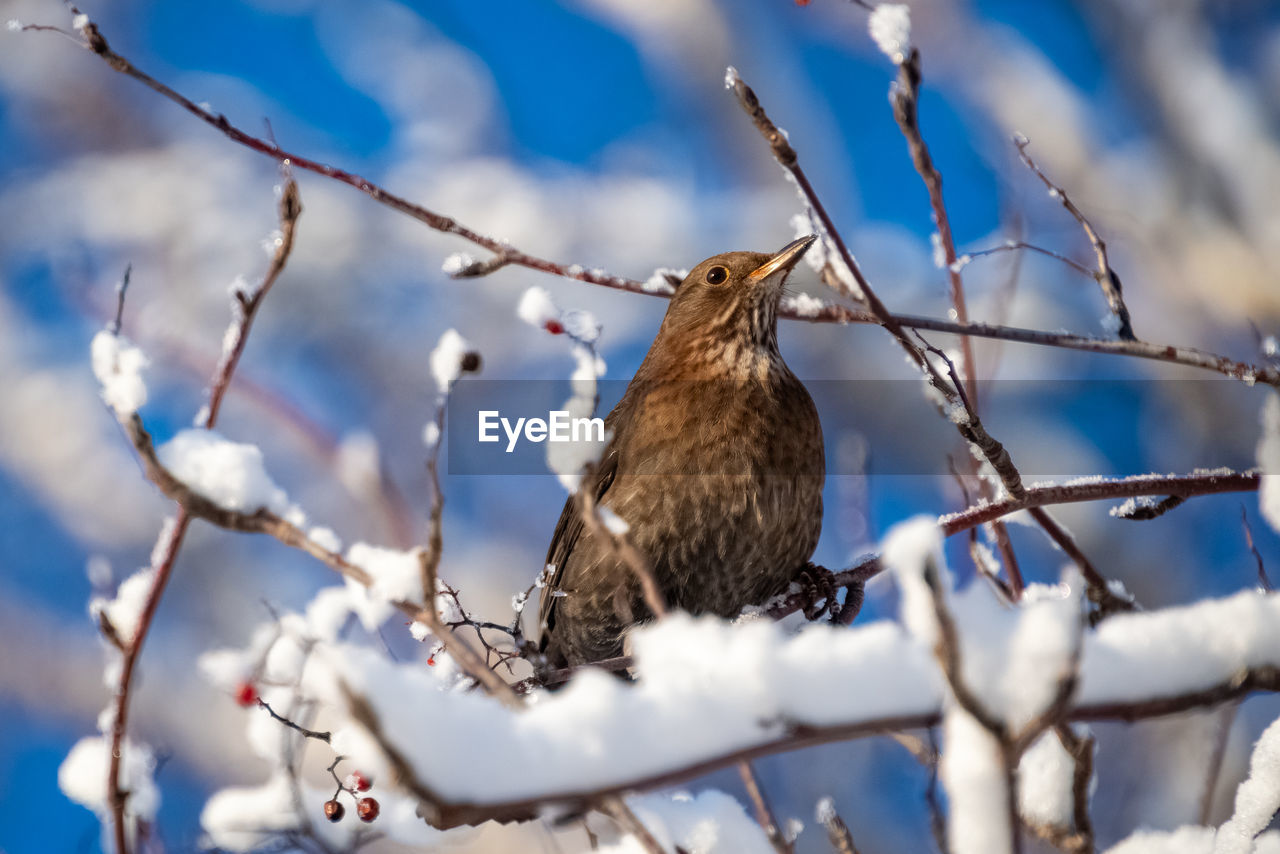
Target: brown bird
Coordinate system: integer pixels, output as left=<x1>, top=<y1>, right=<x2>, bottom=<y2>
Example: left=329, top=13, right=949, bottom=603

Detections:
left=537, top=236, right=826, bottom=669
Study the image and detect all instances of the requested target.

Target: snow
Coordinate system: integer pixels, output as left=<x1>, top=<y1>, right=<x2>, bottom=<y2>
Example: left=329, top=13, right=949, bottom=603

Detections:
left=6, top=19, right=22, bottom=32
left=599, top=506, right=630, bottom=535
left=931, top=232, right=946, bottom=269
left=942, top=707, right=1011, bottom=854
left=1079, top=590, right=1280, bottom=705
left=90, top=567, right=156, bottom=644
left=59, top=735, right=160, bottom=821
left=517, top=285, right=560, bottom=329
left=430, top=328, right=473, bottom=392
left=305, top=614, right=941, bottom=805
left=1018, top=728, right=1082, bottom=828
left=335, top=430, right=379, bottom=496
left=1257, top=394, right=1280, bottom=535
left=724, top=65, right=740, bottom=90
left=564, top=309, right=603, bottom=344
left=868, top=4, right=912, bottom=65
left=597, top=791, right=773, bottom=854
left=1214, top=716, right=1280, bottom=854
left=643, top=267, right=684, bottom=294
left=1107, top=827, right=1280, bottom=854
left=548, top=342, right=608, bottom=492
left=882, top=515, right=948, bottom=645
left=309, top=526, right=342, bottom=554
left=343, top=542, right=423, bottom=631
left=90, top=330, right=149, bottom=419
left=441, top=252, right=476, bottom=276
left=72, top=13, right=89, bottom=32
left=156, top=429, right=291, bottom=514
left=422, top=420, right=441, bottom=448
left=781, top=293, right=827, bottom=317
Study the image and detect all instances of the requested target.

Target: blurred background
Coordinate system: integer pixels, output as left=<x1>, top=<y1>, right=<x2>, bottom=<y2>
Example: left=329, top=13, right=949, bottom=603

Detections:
left=3, top=0, right=1280, bottom=850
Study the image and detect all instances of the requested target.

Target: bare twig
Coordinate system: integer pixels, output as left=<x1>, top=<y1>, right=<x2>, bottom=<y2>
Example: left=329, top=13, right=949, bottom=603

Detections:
left=738, top=762, right=794, bottom=854
left=1014, top=134, right=1135, bottom=341
left=257, top=698, right=332, bottom=744
left=1241, top=507, right=1273, bottom=591
left=816, top=798, right=861, bottom=854
left=891, top=49, right=979, bottom=411
left=602, top=797, right=667, bottom=854
left=1027, top=507, right=1136, bottom=621
left=1111, top=494, right=1187, bottom=521
left=109, top=264, right=131, bottom=335
left=1198, top=703, right=1239, bottom=826
left=941, top=471, right=1260, bottom=537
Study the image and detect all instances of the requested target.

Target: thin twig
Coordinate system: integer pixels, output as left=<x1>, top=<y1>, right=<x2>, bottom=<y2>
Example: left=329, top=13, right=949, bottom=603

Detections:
left=257, top=698, right=332, bottom=744
left=602, top=797, right=667, bottom=854
left=1241, top=507, right=1273, bottom=591
left=738, top=762, right=794, bottom=854
left=816, top=798, right=861, bottom=854
left=1014, top=134, right=1135, bottom=341
left=109, top=264, right=131, bottom=335
left=1027, top=507, right=1136, bottom=621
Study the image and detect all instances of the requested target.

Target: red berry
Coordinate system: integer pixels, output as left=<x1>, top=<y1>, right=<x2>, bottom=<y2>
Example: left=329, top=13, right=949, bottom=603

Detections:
left=346, top=772, right=372, bottom=792
left=323, top=799, right=345, bottom=822
left=544, top=319, right=564, bottom=335
left=357, top=796, right=380, bottom=823
left=426, top=655, right=436, bottom=666
left=795, top=0, right=812, bottom=5
left=234, top=682, right=258, bottom=707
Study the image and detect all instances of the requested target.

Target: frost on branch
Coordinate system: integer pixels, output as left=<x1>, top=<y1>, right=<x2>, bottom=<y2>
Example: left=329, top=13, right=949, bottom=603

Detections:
left=90, top=567, right=156, bottom=645
left=1215, top=716, right=1280, bottom=854
left=1018, top=728, right=1086, bottom=829
left=868, top=4, right=912, bottom=65
left=429, top=328, right=475, bottom=393
left=942, top=708, right=1010, bottom=854
left=90, top=330, right=149, bottom=419
left=59, top=735, right=159, bottom=822
left=156, top=428, right=296, bottom=517
left=1258, top=393, right=1280, bottom=535
left=596, top=791, right=775, bottom=854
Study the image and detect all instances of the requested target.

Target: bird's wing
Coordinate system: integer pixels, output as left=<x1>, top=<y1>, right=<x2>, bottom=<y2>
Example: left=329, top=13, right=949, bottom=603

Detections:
left=536, top=394, right=632, bottom=648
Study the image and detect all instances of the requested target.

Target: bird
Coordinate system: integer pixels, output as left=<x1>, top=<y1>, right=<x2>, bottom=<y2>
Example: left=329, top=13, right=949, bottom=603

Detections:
left=537, top=235, right=826, bottom=670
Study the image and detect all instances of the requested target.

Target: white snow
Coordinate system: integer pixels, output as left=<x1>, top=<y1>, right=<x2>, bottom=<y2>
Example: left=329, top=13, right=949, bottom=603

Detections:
left=90, top=567, right=156, bottom=644
left=931, top=232, right=947, bottom=269
left=942, top=707, right=1011, bottom=854
left=1257, top=394, right=1280, bottom=535
left=422, top=420, right=441, bottom=449
left=781, top=293, right=827, bottom=318
left=1107, top=827, right=1280, bottom=854
left=59, top=735, right=160, bottom=821
left=157, top=429, right=291, bottom=514
left=1214, top=716, right=1280, bottom=854
left=882, top=515, right=948, bottom=645
left=597, top=791, right=774, bottom=854
left=868, top=4, right=912, bottom=65
left=309, top=526, right=343, bottom=554
left=441, top=252, right=476, bottom=276
left=724, top=65, right=740, bottom=90
left=643, top=267, right=684, bottom=294
left=72, top=13, right=89, bottom=32
left=1018, top=728, right=1083, bottom=828
left=517, top=285, right=561, bottom=329
left=548, top=341, right=608, bottom=492
left=343, top=542, right=423, bottom=631
left=90, top=330, right=149, bottom=419
left=430, top=328, right=473, bottom=392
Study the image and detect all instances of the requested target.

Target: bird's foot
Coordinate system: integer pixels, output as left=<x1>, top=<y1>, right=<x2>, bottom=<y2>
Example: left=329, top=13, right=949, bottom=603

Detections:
left=794, top=562, right=837, bottom=621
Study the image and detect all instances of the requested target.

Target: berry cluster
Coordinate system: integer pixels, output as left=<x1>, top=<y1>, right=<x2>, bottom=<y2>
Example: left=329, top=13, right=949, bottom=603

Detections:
left=324, top=769, right=379, bottom=824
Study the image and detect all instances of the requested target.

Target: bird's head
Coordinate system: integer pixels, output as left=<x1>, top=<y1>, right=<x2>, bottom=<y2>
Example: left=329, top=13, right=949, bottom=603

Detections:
left=658, top=235, right=817, bottom=356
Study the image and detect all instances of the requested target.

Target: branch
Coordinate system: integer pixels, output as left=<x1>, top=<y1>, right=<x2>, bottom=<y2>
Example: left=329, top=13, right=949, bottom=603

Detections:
left=1015, top=134, right=1136, bottom=341
left=941, top=471, right=1260, bottom=537
left=738, top=762, right=793, bottom=854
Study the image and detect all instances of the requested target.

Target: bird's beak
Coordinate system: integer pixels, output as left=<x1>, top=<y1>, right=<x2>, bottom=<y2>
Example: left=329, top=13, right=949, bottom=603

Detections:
left=748, top=234, right=817, bottom=281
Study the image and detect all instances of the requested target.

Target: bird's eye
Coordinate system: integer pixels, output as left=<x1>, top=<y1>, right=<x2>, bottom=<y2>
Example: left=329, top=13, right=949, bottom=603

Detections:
left=705, top=266, right=728, bottom=285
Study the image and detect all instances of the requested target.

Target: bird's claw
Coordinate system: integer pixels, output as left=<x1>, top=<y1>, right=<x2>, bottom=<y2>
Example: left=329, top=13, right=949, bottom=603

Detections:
left=795, top=562, right=837, bottom=621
